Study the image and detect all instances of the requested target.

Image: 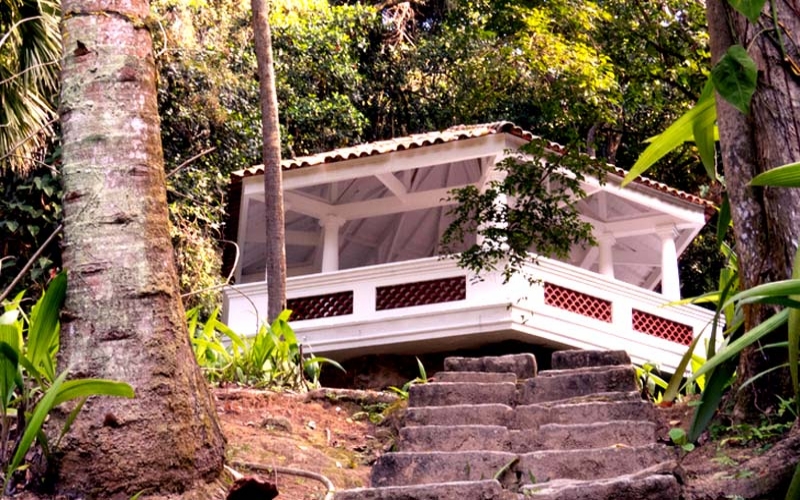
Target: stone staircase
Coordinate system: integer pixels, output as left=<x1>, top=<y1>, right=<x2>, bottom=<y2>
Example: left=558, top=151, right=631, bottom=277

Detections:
left=336, top=350, right=680, bottom=500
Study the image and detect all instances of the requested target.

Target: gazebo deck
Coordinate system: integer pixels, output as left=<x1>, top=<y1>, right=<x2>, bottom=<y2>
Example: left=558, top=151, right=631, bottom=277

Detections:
left=223, top=255, right=715, bottom=373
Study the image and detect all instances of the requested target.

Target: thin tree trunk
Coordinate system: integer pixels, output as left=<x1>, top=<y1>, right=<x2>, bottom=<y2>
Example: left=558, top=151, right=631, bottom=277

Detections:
left=707, top=0, right=800, bottom=419
left=56, top=1, right=225, bottom=496
left=252, top=0, right=287, bottom=322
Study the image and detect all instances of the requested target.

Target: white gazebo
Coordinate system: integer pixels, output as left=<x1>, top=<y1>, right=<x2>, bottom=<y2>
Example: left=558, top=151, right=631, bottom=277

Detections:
left=222, top=122, right=716, bottom=372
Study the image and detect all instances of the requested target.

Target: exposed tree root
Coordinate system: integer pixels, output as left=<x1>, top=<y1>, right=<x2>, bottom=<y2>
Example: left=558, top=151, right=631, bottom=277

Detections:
left=682, top=425, right=800, bottom=499
left=227, top=460, right=335, bottom=500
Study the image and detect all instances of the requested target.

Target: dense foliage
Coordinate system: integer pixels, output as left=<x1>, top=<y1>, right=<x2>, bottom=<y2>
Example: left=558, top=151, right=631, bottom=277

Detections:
left=442, top=139, right=608, bottom=284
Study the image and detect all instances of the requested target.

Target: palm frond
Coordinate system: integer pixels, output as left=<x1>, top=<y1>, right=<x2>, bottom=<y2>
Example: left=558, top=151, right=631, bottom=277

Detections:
left=0, top=0, right=61, bottom=174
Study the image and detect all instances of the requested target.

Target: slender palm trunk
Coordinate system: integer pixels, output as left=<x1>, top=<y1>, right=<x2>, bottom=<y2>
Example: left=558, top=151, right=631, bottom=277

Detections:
left=252, top=0, right=287, bottom=322
left=56, top=0, right=225, bottom=495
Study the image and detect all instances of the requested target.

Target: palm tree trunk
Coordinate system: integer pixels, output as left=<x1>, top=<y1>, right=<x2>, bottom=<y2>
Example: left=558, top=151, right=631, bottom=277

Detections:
left=56, top=0, right=225, bottom=495
left=252, top=0, right=287, bottom=322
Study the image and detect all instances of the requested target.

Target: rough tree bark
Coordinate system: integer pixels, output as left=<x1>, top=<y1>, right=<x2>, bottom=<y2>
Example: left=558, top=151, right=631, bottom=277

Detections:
left=707, top=0, right=800, bottom=418
left=57, top=0, right=226, bottom=496
left=251, top=0, right=287, bottom=322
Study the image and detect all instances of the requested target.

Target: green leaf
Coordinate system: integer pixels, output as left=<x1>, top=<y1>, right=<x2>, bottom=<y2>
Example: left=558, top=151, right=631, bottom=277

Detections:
left=669, top=427, right=688, bottom=445
left=303, top=356, right=345, bottom=373
left=52, top=378, right=135, bottom=407
left=711, top=45, right=758, bottom=115
left=0, top=339, right=20, bottom=409
left=751, top=162, right=800, bottom=187
left=790, top=245, right=800, bottom=413
left=693, top=80, right=718, bottom=181
left=728, top=0, right=766, bottom=23
left=55, top=397, right=87, bottom=449
left=416, top=356, right=427, bottom=383
left=786, top=462, right=800, bottom=500
left=663, top=333, right=705, bottom=403
left=688, top=356, right=738, bottom=442
left=623, top=88, right=716, bottom=186
left=724, top=279, right=800, bottom=310
left=27, top=271, right=67, bottom=382
left=692, top=309, right=789, bottom=381
left=7, top=370, right=68, bottom=484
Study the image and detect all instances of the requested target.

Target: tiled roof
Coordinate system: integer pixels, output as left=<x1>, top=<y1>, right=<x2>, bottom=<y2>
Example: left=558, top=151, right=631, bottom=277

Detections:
left=232, top=121, right=713, bottom=208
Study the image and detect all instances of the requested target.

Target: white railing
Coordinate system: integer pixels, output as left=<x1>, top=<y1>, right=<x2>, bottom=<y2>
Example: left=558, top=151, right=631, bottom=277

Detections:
left=222, top=256, right=718, bottom=372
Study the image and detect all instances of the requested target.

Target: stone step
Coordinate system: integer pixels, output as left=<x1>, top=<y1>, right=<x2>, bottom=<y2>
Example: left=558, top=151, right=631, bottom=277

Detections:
left=399, top=425, right=510, bottom=452
left=510, top=421, right=657, bottom=452
left=520, top=462, right=680, bottom=499
left=444, top=353, right=537, bottom=379
left=551, top=349, right=630, bottom=370
left=512, top=399, right=655, bottom=428
left=515, top=444, right=675, bottom=482
left=434, top=371, right=518, bottom=383
left=370, top=451, right=517, bottom=487
left=335, top=480, right=513, bottom=500
left=405, top=404, right=513, bottom=427
left=404, top=398, right=654, bottom=429
left=536, top=390, right=644, bottom=406
left=408, top=382, right=516, bottom=407
left=538, top=364, right=634, bottom=377
left=399, top=420, right=656, bottom=453
left=517, top=366, right=638, bottom=404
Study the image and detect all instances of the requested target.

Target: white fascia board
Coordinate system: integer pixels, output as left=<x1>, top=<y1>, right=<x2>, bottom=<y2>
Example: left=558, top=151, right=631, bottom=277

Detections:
left=583, top=213, right=702, bottom=239
left=583, top=174, right=707, bottom=224
left=276, top=134, right=509, bottom=191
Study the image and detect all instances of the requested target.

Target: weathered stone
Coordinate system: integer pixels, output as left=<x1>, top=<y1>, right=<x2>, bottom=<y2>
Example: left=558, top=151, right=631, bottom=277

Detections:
left=370, top=451, right=517, bottom=487
left=516, top=366, right=638, bottom=404
left=408, top=382, right=516, bottom=407
left=512, top=400, right=654, bottom=429
left=335, top=480, right=512, bottom=500
left=514, top=444, right=676, bottom=482
left=551, top=350, right=631, bottom=370
left=444, top=353, right=538, bottom=379
left=435, top=371, right=518, bottom=383
left=510, top=421, right=657, bottom=452
left=522, top=474, right=679, bottom=499
left=405, top=404, right=513, bottom=427
left=520, top=462, right=680, bottom=499
left=400, top=425, right=510, bottom=452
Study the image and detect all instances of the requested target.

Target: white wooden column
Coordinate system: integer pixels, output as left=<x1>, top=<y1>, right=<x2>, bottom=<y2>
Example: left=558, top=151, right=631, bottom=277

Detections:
left=597, top=233, right=616, bottom=278
left=657, top=225, right=680, bottom=300
left=477, top=166, right=507, bottom=248
left=320, top=216, right=344, bottom=273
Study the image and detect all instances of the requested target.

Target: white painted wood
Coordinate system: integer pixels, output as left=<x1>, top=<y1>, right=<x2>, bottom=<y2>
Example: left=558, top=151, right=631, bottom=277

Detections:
left=657, top=225, right=681, bottom=300
left=222, top=255, right=719, bottom=373
left=598, top=233, right=616, bottom=277
left=376, top=173, right=408, bottom=200
left=320, top=216, right=344, bottom=272
left=283, top=185, right=467, bottom=221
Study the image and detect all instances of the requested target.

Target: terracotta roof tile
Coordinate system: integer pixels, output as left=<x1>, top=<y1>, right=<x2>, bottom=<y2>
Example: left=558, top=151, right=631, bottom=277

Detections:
left=232, top=122, right=713, bottom=209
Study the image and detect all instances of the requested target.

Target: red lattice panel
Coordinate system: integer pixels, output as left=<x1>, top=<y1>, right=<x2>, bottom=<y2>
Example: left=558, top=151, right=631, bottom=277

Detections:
left=376, top=276, right=466, bottom=311
left=544, top=283, right=612, bottom=323
left=287, top=291, right=353, bottom=321
left=632, top=309, right=693, bottom=346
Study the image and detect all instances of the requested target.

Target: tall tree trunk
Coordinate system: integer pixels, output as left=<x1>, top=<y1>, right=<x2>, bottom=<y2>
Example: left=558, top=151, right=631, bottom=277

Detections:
left=707, top=0, right=800, bottom=419
left=252, top=0, right=287, bottom=322
left=56, top=0, right=225, bottom=496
